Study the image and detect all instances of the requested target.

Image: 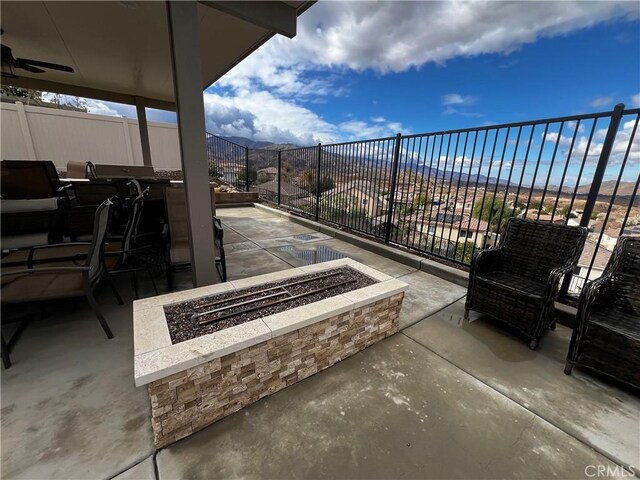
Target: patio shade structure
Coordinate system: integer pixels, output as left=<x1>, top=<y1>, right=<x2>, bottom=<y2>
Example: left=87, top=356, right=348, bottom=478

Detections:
left=0, top=0, right=313, bottom=286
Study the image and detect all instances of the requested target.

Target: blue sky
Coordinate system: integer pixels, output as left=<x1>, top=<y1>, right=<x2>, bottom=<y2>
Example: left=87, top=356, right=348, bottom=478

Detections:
left=81, top=1, right=639, bottom=184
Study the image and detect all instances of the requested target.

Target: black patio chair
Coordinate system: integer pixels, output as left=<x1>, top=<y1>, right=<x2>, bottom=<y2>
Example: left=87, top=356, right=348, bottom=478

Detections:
left=564, top=236, right=640, bottom=389
left=1, top=198, right=120, bottom=345
left=465, top=218, right=588, bottom=349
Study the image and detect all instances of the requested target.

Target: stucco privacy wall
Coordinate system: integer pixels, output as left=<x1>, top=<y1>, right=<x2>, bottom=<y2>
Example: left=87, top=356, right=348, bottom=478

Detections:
left=0, top=102, right=182, bottom=170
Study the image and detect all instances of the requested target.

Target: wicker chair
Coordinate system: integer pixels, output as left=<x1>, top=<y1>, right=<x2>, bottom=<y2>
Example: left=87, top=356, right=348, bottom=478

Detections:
left=564, top=236, right=640, bottom=389
left=465, top=218, right=588, bottom=349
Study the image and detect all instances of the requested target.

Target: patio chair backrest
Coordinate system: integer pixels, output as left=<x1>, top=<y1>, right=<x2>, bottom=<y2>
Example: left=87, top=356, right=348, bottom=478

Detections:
left=120, top=180, right=146, bottom=263
left=164, top=186, right=222, bottom=249
left=498, top=218, right=588, bottom=283
left=1, top=160, right=61, bottom=199
left=602, top=235, right=640, bottom=314
left=164, top=186, right=190, bottom=244
left=85, top=197, right=115, bottom=285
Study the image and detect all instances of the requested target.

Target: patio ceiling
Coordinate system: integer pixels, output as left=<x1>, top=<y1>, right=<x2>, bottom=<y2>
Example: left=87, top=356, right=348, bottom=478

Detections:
left=1, top=0, right=312, bottom=110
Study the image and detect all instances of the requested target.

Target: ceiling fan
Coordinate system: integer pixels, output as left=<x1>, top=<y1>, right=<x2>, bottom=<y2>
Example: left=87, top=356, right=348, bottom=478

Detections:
left=1, top=33, right=74, bottom=79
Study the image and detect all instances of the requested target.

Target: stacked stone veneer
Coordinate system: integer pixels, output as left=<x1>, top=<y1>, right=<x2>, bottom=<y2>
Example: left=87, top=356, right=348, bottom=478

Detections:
left=148, top=292, right=404, bottom=448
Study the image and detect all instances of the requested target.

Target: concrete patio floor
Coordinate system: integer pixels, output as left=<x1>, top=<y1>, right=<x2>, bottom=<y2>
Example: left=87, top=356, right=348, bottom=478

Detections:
left=1, top=205, right=638, bottom=479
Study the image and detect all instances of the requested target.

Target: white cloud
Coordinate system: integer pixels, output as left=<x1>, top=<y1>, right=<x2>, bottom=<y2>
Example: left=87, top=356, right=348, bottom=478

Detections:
left=632, top=93, right=640, bottom=107
left=221, top=1, right=638, bottom=85
left=590, top=97, right=614, bottom=108
left=442, top=94, right=475, bottom=106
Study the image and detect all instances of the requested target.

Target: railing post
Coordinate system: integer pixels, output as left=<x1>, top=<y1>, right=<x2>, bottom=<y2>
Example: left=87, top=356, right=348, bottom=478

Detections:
left=579, top=103, right=625, bottom=228
left=315, top=143, right=322, bottom=221
left=384, top=133, right=402, bottom=244
left=559, top=102, right=625, bottom=299
left=245, top=147, right=250, bottom=192
left=277, top=149, right=282, bottom=205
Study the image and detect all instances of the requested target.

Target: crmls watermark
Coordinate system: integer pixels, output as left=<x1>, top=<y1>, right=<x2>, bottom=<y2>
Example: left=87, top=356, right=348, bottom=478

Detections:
left=584, top=465, right=636, bottom=478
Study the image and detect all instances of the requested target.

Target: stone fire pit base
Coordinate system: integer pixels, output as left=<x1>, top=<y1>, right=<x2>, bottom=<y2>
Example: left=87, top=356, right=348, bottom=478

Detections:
left=133, top=258, right=407, bottom=448
left=149, top=293, right=403, bottom=447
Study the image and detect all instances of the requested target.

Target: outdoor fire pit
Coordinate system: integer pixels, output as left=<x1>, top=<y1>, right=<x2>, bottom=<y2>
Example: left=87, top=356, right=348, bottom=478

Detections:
left=134, top=258, right=407, bottom=448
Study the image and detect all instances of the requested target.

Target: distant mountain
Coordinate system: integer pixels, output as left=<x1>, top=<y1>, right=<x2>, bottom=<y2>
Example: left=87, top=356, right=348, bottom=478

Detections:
left=222, top=136, right=276, bottom=149
left=576, top=180, right=637, bottom=197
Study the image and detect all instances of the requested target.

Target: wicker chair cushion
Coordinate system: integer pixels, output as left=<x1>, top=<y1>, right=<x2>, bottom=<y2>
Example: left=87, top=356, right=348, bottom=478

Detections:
left=476, top=271, right=546, bottom=299
left=589, top=311, right=640, bottom=342
left=2, top=271, right=84, bottom=302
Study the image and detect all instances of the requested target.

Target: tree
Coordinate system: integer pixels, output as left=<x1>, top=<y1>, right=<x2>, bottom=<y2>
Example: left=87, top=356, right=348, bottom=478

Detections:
left=455, top=241, right=476, bottom=264
left=257, top=171, right=269, bottom=184
left=309, top=175, right=334, bottom=195
left=559, top=205, right=578, bottom=219
left=208, top=162, right=220, bottom=180
left=0, top=86, right=42, bottom=101
left=472, top=193, right=519, bottom=233
left=238, top=167, right=257, bottom=185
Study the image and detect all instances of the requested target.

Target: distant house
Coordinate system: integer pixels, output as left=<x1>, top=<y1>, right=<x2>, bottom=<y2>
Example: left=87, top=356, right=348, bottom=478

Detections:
left=257, top=166, right=278, bottom=182
left=320, top=180, right=388, bottom=219
left=567, top=237, right=612, bottom=296
left=415, top=211, right=495, bottom=254
left=257, top=178, right=309, bottom=204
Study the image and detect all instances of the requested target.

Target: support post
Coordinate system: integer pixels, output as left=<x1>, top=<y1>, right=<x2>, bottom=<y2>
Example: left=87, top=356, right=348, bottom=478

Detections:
left=384, top=133, right=402, bottom=244
left=560, top=103, right=625, bottom=299
left=135, top=96, right=153, bottom=167
left=245, top=147, right=250, bottom=192
left=277, top=149, right=282, bottom=205
left=315, top=143, right=322, bottom=221
left=167, top=0, right=219, bottom=287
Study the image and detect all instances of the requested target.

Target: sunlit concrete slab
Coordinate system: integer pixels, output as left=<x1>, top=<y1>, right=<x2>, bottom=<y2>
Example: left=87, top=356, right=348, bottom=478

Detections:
left=217, top=206, right=280, bottom=219
left=112, top=457, right=155, bottom=480
left=395, top=270, right=467, bottom=329
left=223, top=240, right=260, bottom=255
left=222, top=217, right=317, bottom=241
left=217, top=226, right=247, bottom=245
left=251, top=232, right=333, bottom=249
left=268, top=238, right=417, bottom=278
left=0, top=289, right=154, bottom=480
left=403, top=299, right=640, bottom=469
left=156, top=333, right=617, bottom=479
left=225, top=248, right=294, bottom=281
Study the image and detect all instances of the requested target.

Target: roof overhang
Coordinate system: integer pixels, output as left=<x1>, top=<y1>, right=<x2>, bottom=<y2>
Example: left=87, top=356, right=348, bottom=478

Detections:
left=0, top=1, right=314, bottom=110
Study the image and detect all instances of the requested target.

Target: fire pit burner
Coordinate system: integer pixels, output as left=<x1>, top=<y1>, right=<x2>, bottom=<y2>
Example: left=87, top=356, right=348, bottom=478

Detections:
left=163, top=266, right=375, bottom=344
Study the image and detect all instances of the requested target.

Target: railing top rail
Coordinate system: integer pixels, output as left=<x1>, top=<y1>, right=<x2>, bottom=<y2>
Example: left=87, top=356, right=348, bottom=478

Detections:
left=622, top=107, right=640, bottom=115
left=322, top=135, right=399, bottom=148
left=205, top=133, right=247, bottom=149
left=401, top=110, right=616, bottom=140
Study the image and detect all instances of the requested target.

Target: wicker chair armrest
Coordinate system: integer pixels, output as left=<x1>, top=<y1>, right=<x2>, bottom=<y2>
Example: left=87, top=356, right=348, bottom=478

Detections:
left=575, top=274, right=612, bottom=328
left=471, top=247, right=503, bottom=277
left=545, top=264, right=575, bottom=296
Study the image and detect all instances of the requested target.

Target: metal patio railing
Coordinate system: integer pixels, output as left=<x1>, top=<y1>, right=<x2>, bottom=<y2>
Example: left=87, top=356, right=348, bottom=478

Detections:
left=207, top=103, right=640, bottom=301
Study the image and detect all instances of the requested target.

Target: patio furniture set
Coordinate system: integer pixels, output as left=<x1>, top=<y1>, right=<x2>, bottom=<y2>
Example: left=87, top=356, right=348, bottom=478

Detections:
left=0, top=160, right=638, bottom=394
left=0, top=160, right=226, bottom=366
left=465, top=217, right=639, bottom=390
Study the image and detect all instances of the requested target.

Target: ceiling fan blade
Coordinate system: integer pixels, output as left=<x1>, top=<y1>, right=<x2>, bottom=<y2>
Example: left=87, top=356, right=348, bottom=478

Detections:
left=15, top=62, right=46, bottom=73
left=15, top=58, right=74, bottom=73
